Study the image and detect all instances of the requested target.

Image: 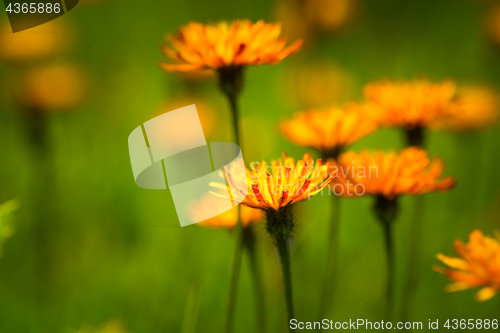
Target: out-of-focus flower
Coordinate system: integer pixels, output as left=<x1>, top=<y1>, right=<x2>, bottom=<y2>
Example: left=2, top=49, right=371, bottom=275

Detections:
left=197, top=205, right=264, bottom=229
left=275, top=0, right=356, bottom=42
left=486, top=4, right=500, bottom=46
left=160, top=20, right=303, bottom=72
left=14, top=63, right=87, bottom=111
left=279, top=61, right=355, bottom=109
left=233, top=153, right=334, bottom=211
left=329, top=147, right=455, bottom=199
left=159, top=97, right=215, bottom=138
left=280, top=104, right=379, bottom=158
left=303, top=0, right=356, bottom=33
left=274, top=0, right=313, bottom=42
left=73, top=319, right=129, bottom=333
left=434, top=230, right=500, bottom=302
left=0, top=20, right=70, bottom=63
left=437, top=87, right=499, bottom=131
left=364, top=79, right=456, bottom=129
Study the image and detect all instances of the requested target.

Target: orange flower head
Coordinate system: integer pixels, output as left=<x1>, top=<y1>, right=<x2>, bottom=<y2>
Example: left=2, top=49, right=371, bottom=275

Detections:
left=280, top=61, right=355, bottom=109
left=437, top=87, right=499, bottom=131
left=239, top=153, right=335, bottom=211
left=160, top=20, right=303, bottom=72
left=0, top=20, right=70, bottom=62
left=364, top=79, right=456, bottom=129
left=14, top=63, right=87, bottom=111
left=434, top=230, right=500, bottom=302
left=280, top=104, right=379, bottom=157
left=329, top=147, right=455, bottom=199
left=304, top=0, right=356, bottom=32
left=197, top=205, right=264, bottom=229
left=486, top=4, right=500, bottom=46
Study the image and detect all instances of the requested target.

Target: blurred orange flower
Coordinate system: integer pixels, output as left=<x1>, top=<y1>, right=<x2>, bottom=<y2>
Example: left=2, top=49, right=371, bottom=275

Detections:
left=329, top=147, right=455, bottom=199
left=486, top=4, right=500, bottom=46
left=160, top=20, right=303, bottom=72
left=275, top=0, right=356, bottom=42
left=238, top=153, right=334, bottom=211
left=197, top=205, right=264, bottom=229
left=14, top=63, right=87, bottom=111
left=159, top=97, right=215, bottom=138
left=0, top=20, right=70, bottom=63
left=364, top=79, right=456, bottom=129
left=279, top=61, right=355, bottom=109
left=434, top=230, right=500, bottom=302
left=280, top=104, right=379, bottom=158
left=437, top=87, right=499, bottom=131
left=303, top=0, right=356, bottom=33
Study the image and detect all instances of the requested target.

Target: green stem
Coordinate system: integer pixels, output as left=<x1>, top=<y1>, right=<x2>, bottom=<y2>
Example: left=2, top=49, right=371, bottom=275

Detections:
left=402, top=195, right=424, bottom=324
left=266, top=206, right=295, bottom=332
left=244, top=226, right=267, bottom=333
left=381, top=216, right=395, bottom=321
left=218, top=66, right=244, bottom=333
left=318, top=194, right=341, bottom=319
left=276, top=235, right=294, bottom=330
left=402, top=127, right=425, bottom=325
left=373, top=195, right=398, bottom=322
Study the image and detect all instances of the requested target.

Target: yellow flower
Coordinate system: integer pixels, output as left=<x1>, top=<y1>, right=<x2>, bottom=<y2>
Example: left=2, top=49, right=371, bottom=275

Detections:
left=239, top=153, right=334, bottom=211
left=280, top=104, right=379, bottom=157
left=437, top=87, right=499, bottom=131
left=329, top=147, right=455, bottom=199
left=14, top=63, right=87, bottom=111
left=364, top=79, right=456, bottom=129
left=160, top=20, right=303, bottom=72
left=0, top=20, right=70, bottom=62
left=197, top=205, right=264, bottom=229
left=434, top=230, right=500, bottom=302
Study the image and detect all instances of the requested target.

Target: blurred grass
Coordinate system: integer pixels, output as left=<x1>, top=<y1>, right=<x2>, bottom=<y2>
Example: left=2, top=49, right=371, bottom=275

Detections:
left=1, top=0, right=500, bottom=332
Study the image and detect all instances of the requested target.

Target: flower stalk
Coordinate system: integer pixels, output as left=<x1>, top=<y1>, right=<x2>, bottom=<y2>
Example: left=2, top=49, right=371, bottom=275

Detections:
left=373, top=195, right=398, bottom=321
left=402, top=126, right=424, bottom=323
left=218, top=65, right=245, bottom=333
left=266, top=205, right=295, bottom=332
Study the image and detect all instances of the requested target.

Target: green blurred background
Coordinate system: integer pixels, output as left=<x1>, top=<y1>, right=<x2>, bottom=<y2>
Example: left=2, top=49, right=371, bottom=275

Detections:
left=1, top=0, right=500, bottom=332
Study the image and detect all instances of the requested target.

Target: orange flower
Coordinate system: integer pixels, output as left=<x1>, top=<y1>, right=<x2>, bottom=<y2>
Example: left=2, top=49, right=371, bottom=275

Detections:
left=279, top=60, right=355, bottom=109
left=364, top=79, right=456, bottom=129
left=197, top=205, right=264, bottom=229
left=303, top=0, right=356, bottom=33
left=437, top=87, right=499, bottom=131
left=238, top=153, right=334, bottom=211
left=329, top=147, right=455, bottom=199
left=280, top=104, right=379, bottom=157
left=13, top=63, right=87, bottom=111
left=486, top=4, right=500, bottom=46
left=160, top=20, right=303, bottom=72
left=434, top=230, right=500, bottom=302
left=0, top=20, right=70, bottom=62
